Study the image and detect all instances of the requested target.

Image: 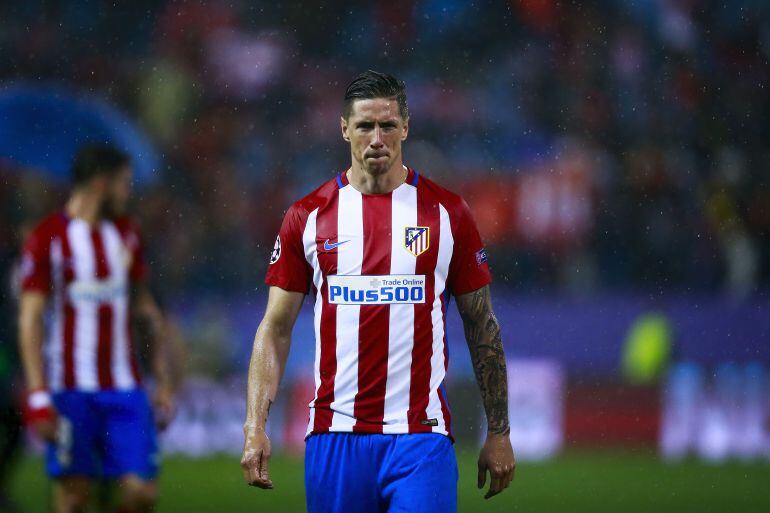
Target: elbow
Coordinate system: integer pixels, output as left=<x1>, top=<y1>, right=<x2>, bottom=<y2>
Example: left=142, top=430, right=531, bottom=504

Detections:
left=257, top=319, right=290, bottom=342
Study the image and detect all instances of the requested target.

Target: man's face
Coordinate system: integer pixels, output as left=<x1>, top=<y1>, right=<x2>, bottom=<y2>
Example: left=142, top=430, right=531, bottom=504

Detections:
left=101, top=166, right=133, bottom=217
left=341, top=98, right=408, bottom=176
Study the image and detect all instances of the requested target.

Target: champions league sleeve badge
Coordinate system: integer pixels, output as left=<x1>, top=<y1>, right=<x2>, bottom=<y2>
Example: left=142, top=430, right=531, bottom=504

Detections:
left=404, top=226, right=430, bottom=257
left=269, top=235, right=281, bottom=264
left=475, top=248, right=488, bottom=266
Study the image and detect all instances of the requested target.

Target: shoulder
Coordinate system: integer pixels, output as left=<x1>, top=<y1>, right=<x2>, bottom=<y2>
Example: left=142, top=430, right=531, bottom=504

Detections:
left=275, top=176, right=339, bottom=240
left=415, top=172, right=469, bottom=216
left=282, top=175, right=340, bottom=226
left=25, top=213, right=68, bottom=250
left=290, top=176, right=340, bottom=216
left=111, top=215, right=141, bottom=233
left=110, top=216, right=143, bottom=250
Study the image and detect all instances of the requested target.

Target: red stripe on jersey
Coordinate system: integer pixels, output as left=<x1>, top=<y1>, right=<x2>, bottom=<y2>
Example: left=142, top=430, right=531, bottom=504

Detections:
left=353, top=194, right=392, bottom=432
left=313, top=197, right=340, bottom=432
left=126, top=311, right=142, bottom=385
left=407, top=193, right=439, bottom=432
left=91, top=227, right=110, bottom=279
left=438, top=385, right=452, bottom=439
left=91, top=227, right=114, bottom=389
left=60, top=225, right=76, bottom=389
left=63, top=305, right=76, bottom=389
left=97, top=305, right=114, bottom=388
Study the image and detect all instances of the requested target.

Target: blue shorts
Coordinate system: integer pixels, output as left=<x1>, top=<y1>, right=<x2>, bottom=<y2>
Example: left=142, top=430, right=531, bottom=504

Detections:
left=305, top=433, right=458, bottom=513
left=47, top=389, right=158, bottom=480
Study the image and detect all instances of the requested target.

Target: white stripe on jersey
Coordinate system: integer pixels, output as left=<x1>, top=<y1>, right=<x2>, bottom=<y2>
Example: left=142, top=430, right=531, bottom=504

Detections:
left=330, top=185, right=363, bottom=431
left=102, top=222, right=135, bottom=390
left=48, top=238, right=64, bottom=390
left=302, top=208, right=321, bottom=431
left=428, top=204, right=454, bottom=433
left=382, top=183, right=417, bottom=432
left=69, top=220, right=99, bottom=391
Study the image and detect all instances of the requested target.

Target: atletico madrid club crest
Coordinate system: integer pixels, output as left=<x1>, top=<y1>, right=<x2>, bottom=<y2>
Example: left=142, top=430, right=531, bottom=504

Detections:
left=404, top=226, right=430, bottom=257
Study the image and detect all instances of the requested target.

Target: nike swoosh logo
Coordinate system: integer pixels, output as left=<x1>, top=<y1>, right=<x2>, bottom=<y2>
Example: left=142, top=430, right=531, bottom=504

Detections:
left=323, top=239, right=350, bottom=251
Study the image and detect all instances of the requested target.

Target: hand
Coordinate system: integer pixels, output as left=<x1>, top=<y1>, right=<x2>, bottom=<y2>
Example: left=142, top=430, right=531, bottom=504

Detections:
left=241, top=427, right=273, bottom=489
left=477, top=431, right=516, bottom=499
left=152, top=384, right=176, bottom=431
left=31, top=414, right=58, bottom=442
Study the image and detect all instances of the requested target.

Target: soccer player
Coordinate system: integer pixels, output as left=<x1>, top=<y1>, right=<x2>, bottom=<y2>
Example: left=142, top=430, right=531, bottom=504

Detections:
left=18, top=145, right=175, bottom=513
left=241, top=70, right=515, bottom=512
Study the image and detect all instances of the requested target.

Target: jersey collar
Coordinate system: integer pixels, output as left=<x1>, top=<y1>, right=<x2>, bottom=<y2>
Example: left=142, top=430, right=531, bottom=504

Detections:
left=336, top=166, right=418, bottom=189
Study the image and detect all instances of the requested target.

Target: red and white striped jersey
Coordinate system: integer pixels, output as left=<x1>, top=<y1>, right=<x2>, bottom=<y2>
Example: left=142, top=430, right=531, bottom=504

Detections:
left=266, top=167, right=491, bottom=439
left=21, top=213, right=147, bottom=392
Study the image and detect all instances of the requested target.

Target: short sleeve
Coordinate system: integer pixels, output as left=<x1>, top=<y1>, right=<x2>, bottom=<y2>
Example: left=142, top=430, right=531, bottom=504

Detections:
left=129, top=229, right=149, bottom=283
left=20, top=224, right=53, bottom=294
left=118, top=220, right=149, bottom=283
left=447, top=198, right=492, bottom=296
left=264, top=204, right=312, bottom=294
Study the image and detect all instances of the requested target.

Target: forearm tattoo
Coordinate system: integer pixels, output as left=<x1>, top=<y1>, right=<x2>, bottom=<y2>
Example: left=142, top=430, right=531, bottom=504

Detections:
left=456, top=286, right=510, bottom=435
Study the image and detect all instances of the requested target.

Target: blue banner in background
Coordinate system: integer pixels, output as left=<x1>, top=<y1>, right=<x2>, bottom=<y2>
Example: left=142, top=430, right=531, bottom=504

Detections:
left=173, top=292, right=770, bottom=379
left=0, top=83, right=160, bottom=185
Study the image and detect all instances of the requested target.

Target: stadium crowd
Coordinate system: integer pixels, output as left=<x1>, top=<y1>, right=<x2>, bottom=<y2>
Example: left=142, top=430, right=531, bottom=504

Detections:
left=1, top=0, right=768, bottom=299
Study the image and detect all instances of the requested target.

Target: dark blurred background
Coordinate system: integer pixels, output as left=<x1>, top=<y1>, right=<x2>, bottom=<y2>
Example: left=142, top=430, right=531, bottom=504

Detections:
left=0, top=1, right=769, bottom=511
left=2, top=0, right=768, bottom=296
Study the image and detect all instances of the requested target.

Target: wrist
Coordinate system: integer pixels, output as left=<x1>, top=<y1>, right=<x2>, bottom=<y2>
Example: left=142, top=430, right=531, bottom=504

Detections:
left=154, top=375, right=174, bottom=390
left=487, top=424, right=510, bottom=437
left=243, top=422, right=266, bottom=434
left=24, top=388, right=55, bottom=424
left=28, top=388, right=51, bottom=408
left=155, top=381, right=174, bottom=394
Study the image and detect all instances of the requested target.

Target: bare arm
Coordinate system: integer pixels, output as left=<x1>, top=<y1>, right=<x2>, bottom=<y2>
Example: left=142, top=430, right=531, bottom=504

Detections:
left=132, top=284, right=175, bottom=427
left=18, top=291, right=48, bottom=391
left=456, top=285, right=509, bottom=434
left=18, top=291, right=58, bottom=439
left=241, top=286, right=304, bottom=489
left=455, top=285, right=515, bottom=499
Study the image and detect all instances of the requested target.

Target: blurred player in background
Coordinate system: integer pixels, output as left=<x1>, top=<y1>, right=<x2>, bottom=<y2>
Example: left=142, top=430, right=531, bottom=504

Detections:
left=18, top=145, right=175, bottom=513
left=241, top=71, right=515, bottom=512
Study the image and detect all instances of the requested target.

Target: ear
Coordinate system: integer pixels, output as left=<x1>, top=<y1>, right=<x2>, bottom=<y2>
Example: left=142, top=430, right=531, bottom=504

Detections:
left=341, top=116, right=350, bottom=142
left=401, top=117, right=409, bottom=141
left=91, top=175, right=108, bottom=194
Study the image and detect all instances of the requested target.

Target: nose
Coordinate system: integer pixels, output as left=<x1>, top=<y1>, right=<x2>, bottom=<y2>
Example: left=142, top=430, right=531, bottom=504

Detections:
left=371, top=126, right=384, bottom=148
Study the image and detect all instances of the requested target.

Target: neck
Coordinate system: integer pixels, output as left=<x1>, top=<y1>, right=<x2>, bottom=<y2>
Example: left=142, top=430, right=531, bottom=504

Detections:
left=66, top=191, right=102, bottom=225
left=347, top=159, right=406, bottom=195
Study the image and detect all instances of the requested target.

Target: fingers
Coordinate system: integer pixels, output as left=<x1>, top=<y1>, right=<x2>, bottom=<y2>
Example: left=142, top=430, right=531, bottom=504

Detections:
left=34, top=419, right=58, bottom=442
left=240, top=449, right=273, bottom=489
left=484, top=474, right=503, bottom=499
left=483, top=463, right=516, bottom=500
left=258, top=451, right=272, bottom=488
left=507, top=461, right=516, bottom=488
left=477, top=461, right=486, bottom=489
left=154, top=400, right=175, bottom=431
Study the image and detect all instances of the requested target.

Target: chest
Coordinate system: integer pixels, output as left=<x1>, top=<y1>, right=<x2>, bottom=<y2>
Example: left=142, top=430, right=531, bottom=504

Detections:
left=53, top=220, right=132, bottom=301
left=311, top=191, right=444, bottom=277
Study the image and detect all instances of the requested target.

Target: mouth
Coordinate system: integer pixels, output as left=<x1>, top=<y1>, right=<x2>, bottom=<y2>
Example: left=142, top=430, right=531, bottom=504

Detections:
left=365, top=153, right=389, bottom=160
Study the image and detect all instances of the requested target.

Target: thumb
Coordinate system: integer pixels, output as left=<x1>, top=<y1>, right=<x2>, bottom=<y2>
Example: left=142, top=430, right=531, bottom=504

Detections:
left=477, top=461, right=486, bottom=489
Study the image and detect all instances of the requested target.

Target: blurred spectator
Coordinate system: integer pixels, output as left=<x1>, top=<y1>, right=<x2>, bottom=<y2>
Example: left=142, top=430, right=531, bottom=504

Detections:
left=0, top=0, right=767, bottom=298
